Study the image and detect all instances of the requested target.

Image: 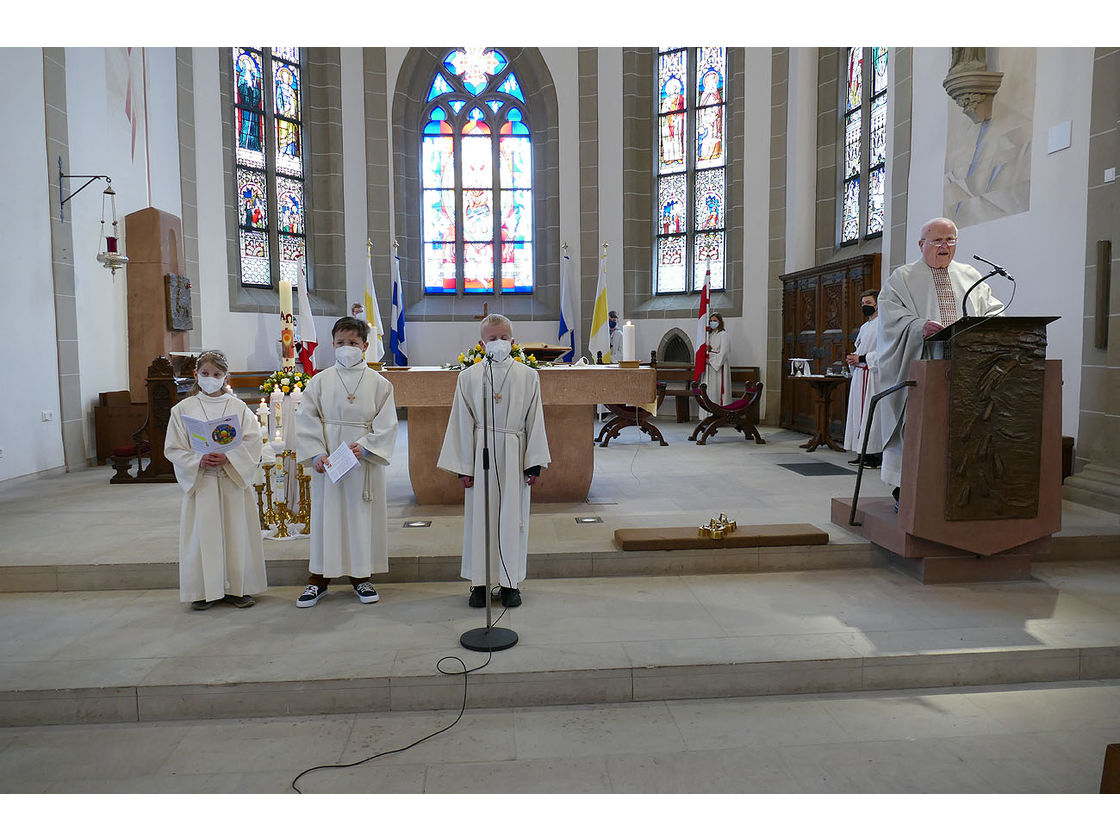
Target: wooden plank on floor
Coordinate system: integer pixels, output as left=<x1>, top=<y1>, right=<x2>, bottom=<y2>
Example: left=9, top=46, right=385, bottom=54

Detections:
left=613, top=524, right=829, bottom=551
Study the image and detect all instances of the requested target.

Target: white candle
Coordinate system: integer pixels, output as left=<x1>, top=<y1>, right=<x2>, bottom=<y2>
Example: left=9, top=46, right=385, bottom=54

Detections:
left=622, top=321, right=636, bottom=362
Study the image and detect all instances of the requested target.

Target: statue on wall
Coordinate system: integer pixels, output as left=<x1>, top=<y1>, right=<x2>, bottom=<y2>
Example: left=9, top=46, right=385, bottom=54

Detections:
left=944, top=47, right=1004, bottom=123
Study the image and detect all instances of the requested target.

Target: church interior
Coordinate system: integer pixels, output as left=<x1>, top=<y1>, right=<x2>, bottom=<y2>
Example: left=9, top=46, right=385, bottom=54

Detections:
left=1, top=35, right=1119, bottom=807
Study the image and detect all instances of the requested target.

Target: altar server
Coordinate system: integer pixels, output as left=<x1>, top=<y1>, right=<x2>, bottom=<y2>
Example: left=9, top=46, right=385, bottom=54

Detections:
left=294, top=316, right=398, bottom=607
left=165, top=349, right=267, bottom=610
left=844, top=289, right=883, bottom=468
left=437, top=314, right=551, bottom=608
left=703, top=312, right=732, bottom=409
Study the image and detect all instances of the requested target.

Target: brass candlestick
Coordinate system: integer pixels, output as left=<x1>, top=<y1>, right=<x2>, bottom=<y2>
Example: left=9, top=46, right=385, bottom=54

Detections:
left=274, top=500, right=292, bottom=538
left=253, top=482, right=267, bottom=530
left=296, top=463, right=312, bottom=533
left=262, top=463, right=278, bottom=526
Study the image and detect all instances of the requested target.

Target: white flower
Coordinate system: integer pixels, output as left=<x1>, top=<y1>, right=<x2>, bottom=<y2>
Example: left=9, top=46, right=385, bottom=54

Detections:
left=281, top=378, right=290, bottom=385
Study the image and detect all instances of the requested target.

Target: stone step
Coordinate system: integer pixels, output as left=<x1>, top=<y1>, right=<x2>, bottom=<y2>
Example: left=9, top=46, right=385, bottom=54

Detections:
left=4, top=639, right=1117, bottom=727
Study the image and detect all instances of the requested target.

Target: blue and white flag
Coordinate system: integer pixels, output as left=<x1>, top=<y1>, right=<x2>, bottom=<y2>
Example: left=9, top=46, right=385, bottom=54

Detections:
left=390, top=251, right=408, bottom=365
left=558, top=248, right=575, bottom=362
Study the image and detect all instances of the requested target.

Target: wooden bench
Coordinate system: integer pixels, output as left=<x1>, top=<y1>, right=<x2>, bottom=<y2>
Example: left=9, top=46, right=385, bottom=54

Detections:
left=654, top=361, right=762, bottom=423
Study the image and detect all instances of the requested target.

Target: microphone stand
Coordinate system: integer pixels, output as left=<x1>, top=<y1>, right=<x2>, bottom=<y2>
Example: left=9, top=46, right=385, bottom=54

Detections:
left=461, top=355, right=518, bottom=652
left=961, top=255, right=1016, bottom=320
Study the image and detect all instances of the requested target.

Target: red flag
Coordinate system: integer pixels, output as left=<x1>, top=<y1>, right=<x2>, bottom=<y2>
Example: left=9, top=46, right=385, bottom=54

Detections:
left=693, top=265, right=711, bottom=386
left=295, top=262, right=318, bottom=375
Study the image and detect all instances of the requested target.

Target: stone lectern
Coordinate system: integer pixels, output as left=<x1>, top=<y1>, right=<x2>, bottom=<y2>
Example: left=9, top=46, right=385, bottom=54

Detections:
left=833, top=316, right=1062, bottom=583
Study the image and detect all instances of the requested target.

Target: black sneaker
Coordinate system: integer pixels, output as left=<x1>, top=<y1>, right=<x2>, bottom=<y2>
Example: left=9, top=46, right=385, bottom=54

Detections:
left=354, top=582, right=380, bottom=604
left=191, top=599, right=220, bottom=611
left=223, top=594, right=256, bottom=608
left=296, top=585, right=326, bottom=608
left=848, top=457, right=862, bottom=465
left=468, top=586, right=487, bottom=608
left=500, top=587, right=522, bottom=608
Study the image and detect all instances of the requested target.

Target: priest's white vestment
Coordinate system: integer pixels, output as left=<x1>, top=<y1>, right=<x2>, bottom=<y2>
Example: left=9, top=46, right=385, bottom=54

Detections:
left=165, top=392, right=268, bottom=603
left=437, top=358, right=551, bottom=588
left=295, top=364, right=398, bottom=578
left=843, top=318, right=884, bottom=454
left=876, top=258, right=1003, bottom=488
left=703, top=329, right=732, bottom=408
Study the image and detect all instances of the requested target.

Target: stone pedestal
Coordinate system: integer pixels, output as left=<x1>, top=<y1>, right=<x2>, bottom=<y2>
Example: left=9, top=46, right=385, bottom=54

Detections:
left=124, top=208, right=188, bottom=402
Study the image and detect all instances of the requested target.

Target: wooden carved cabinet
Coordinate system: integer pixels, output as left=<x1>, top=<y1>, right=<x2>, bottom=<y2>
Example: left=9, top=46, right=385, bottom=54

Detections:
left=779, top=253, right=881, bottom=440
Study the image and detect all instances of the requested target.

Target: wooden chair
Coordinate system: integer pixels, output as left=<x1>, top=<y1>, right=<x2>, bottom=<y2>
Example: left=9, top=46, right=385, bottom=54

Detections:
left=595, top=382, right=669, bottom=448
left=689, top=380, right=766, bottom=445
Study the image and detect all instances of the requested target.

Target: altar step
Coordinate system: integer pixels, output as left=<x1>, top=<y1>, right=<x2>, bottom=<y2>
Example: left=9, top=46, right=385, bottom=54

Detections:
left=3, top=533, right=1117, bottom=595
left=1064, top=464, right=1120, bottom=514
left=3, top=576, right=1120, bottom=727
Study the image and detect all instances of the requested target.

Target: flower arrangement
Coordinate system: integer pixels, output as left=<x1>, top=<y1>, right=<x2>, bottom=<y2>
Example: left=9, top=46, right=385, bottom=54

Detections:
left=259, top=369, right=312, bottom=395
left=448, top=342, right=545, bottom=370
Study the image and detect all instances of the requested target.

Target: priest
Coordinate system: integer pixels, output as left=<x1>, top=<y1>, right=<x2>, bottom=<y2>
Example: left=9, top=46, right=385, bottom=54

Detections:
left=876, top=217, right=1003, bottom=509
left=437, top=314, right=551, bottom=608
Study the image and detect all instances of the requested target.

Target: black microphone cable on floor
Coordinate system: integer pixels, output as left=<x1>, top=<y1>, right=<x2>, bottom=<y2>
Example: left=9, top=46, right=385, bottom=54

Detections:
left=289, top=650, right=492, bottom=794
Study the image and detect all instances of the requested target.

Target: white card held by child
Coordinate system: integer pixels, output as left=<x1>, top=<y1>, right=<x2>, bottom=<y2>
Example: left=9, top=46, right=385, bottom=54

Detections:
left=182, top=414, right=243, bottom=455
left=325, top=440, right=360, bottom=483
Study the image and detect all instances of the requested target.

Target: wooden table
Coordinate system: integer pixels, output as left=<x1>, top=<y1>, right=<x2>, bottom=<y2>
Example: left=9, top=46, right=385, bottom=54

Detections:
left=796, top=375, right=848, bottom=453
left=382, top=365, right=656, bottom=504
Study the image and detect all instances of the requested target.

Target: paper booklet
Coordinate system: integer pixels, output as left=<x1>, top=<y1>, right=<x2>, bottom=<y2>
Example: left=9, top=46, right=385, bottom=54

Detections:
left=182, top=413, right=243, bottom=455
left=325, top=440, right=360, bottom=483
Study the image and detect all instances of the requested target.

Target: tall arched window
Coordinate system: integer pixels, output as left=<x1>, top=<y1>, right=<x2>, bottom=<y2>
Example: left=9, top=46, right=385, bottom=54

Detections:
left=655, top=46, right=727, bottom=294
left=421, top=47, right=533, bottom=295
left=233, top=47, right=308, bottom=287
left=840, top=46, right=888, bottom=245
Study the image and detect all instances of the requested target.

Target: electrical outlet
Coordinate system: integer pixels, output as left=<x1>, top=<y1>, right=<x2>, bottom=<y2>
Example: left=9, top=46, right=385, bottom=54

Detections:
left=41, top=410, right=56, bottom=422
left=0, top=447, right=5, bottom=459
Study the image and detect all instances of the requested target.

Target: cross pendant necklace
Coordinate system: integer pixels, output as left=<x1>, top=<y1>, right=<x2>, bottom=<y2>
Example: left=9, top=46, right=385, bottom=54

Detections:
left=336, top=367, right=366, bottom=404
left=490, top=363, right=513, bottom=404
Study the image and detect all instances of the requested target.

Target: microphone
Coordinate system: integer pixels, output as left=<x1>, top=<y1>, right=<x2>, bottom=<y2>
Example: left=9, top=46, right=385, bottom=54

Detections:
left=972, top=254, right=1010, bottom=277
left=962, top=255, right=1016, bottom=320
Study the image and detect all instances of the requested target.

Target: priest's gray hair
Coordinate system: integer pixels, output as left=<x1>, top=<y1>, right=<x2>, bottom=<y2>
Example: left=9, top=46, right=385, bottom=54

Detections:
left=919, top=217, right=958, bottom=240
left=479, top=313, right=513, bottom=334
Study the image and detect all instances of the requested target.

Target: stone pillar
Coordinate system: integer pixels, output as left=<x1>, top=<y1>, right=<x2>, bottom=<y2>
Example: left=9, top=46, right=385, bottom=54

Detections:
left=1065, top=48, right=1120, bottom=513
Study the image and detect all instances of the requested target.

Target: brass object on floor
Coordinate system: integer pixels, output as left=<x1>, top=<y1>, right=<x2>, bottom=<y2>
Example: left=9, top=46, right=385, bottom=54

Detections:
left=699, top=513, right=737, bottom=540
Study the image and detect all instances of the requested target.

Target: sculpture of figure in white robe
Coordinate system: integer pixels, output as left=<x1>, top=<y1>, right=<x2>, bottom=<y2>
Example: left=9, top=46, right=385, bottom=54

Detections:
left=165, top=350, right=267, bottom=610
left=437, top=314, right=551, bottom=608
left=877, top=218, right=1003, bottom=497
left=702, top=312, right=732, bottom=414
left=294, top=317, right=398, bottom=607
left=844, top=290, right=884, bottom=467
left=608, top=310, right=623, bottom=363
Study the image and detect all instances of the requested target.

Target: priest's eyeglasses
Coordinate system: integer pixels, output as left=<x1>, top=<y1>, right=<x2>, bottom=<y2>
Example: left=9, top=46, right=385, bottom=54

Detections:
left=923, top=238, right=957, bottom=247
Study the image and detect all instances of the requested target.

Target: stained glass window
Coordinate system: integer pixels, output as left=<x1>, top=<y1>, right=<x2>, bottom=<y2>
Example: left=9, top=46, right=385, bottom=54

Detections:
left=420, top=48, right=534, bottom=294
left=840, top=47, right=888, bottom=244
left=655, top=47, right=727, bottom=294
left=232, top=47, right=308, bottom=288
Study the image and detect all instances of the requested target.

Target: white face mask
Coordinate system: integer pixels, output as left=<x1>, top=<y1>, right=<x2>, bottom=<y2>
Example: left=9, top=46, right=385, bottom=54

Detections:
left=485, top=339, right=512, bottom=363
left=335, top=345, right=365, bottom=367
left=197, top=375, right=226, bottom=395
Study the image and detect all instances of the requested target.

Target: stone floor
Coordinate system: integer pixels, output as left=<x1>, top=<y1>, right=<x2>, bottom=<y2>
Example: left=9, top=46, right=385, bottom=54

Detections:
left=1, top=418, right=1119, bottom=795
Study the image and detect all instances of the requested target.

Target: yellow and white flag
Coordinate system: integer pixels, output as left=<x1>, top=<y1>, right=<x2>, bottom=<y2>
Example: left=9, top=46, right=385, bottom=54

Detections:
left=587, top=244, right=611, bottom=363
left=364, top=243, right=386, bottom=361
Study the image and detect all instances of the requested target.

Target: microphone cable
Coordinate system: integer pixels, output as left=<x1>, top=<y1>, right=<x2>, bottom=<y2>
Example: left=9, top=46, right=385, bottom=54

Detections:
left=288, top=650, right=493, bottom=793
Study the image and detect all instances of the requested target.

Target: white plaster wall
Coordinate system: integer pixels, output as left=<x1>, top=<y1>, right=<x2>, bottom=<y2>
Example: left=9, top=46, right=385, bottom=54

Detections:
left=66, top=47, right=182, bottom=461
left=0, top=48, right=65, bottom=481
left=906, top=47, right=1091, bottom=437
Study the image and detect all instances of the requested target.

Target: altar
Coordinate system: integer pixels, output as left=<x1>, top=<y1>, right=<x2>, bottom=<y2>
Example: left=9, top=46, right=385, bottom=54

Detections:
left=382, top=365, right=656, bottom=504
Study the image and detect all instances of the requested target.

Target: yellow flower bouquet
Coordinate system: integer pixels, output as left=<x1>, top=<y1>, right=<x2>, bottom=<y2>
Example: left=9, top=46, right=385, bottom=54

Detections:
left=448, top=341, right=544, bottom=370
left=259, top=369, right=312, bottom=395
